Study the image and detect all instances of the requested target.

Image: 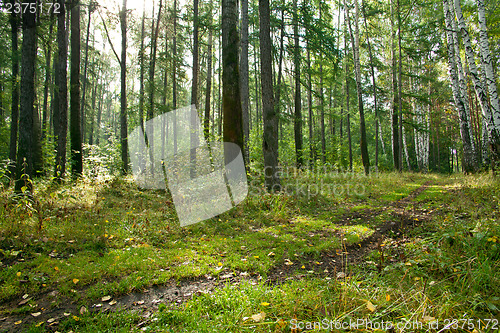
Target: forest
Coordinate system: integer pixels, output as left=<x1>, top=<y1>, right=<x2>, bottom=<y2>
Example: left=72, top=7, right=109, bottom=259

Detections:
left=0, top=0, right=499, bottom=331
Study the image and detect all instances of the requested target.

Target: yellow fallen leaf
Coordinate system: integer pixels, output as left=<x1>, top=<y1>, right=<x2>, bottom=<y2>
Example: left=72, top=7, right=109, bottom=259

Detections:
left=251, top=312, right=266, bottom=322
left=301, top=265, right=305, bottom=269
left=54, top=266, right=59, bottom=271
left=386, top=294, right=391, bottom=302
left=31, top=312, right=41, bottom=317
left=423, top=316, right=436, bottom=322
left=73, top=278, right=79, bottom=284
left=73, top=315, right=79, bottom=321
left=102, top=296, right=112, bottom=302
left=366, top=301, right=376, bottom=312
left=109, top=300, right=117, bottom=306
left=35, top=322, right=43, bottom=327
left=16, top=272, right=21, bottom=277
left=14, top=320, right=22, bottom=325
left=253, top=256, right=259, bottom=259
left=261, top=302, right=270, bottom=306
left=217, top=262, right=223, bottom=267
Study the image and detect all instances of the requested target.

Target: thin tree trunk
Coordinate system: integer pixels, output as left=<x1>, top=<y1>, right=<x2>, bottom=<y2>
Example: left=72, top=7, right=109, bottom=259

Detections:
left=54, top=0, right=68, bottom=180
left=476, top=0, right=500, bottom=169
left=70, top=0, right=82, bottom=176
left=80, top=2, right=93, bottom=143
left=240, top=0, right=250, bottom=163
left=42, top=14, right=55, bottom=142
left=204, top=28, right=213, bottom=142
left=347, top=0, right=370, bottom=175
left=293, top=0, right=303, bottom=168
left=190, top=0, right=199, bottom=179
left=120, top=0, right=129, bottom=173
left=443, top=0, right=476, bottom=172
left=391, top=0, right=400, bottom=171
left=222, top=0, right=244, bottom=157
left=362, top=0, right=378, bottom=170
left=260, top=0, right=279, bottom=191
left=8, top=0, right=20, bottom=177
left=397, top=0, right=403, bottom=171
left=344, top=10, right=353, bottom=171
left=307, top=46, right=314, bottom=169
left=15, top=0, right=37, bottom=192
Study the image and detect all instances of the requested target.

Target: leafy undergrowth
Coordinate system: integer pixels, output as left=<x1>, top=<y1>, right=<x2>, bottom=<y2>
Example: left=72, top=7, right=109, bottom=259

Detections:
left=0, top=171, right=498, bottom=332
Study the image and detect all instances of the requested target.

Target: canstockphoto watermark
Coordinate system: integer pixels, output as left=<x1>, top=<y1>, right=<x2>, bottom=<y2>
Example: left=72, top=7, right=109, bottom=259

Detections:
left=128, top=105, right=248, bottom=227
left=290, top=318, right=423, bottom=331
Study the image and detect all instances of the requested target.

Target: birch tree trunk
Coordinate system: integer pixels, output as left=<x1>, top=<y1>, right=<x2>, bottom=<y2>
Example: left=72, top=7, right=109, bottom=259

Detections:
left=476, top=0, right=500, bottom=168
left=120, top=0, right=129, bottom=174
left=443, top=0, right=476, bottom=172
left=70, top=0, right=82, bottom=176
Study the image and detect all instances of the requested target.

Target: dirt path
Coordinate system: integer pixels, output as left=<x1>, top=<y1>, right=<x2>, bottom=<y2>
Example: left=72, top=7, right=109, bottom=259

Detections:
left=0, top=182, right=436, bottom=332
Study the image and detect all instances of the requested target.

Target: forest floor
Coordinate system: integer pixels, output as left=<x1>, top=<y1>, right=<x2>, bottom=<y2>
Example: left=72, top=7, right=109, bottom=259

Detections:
left=0, top=171, right=498, bottom=332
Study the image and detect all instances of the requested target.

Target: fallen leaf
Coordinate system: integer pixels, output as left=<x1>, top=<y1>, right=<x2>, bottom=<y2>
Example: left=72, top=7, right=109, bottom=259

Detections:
left=16, top=272, right=21, bottom=277
left=109, top=300, right=117, bottom=306
left=136, top=300, right=145, bottom=305
left=337, top=272, right=346, bottom=279
left=47, top=318, right=56, bottom=323
left=63, top=312, right=71, bottom=316
left=72, top=315, right=79, bottom=321
left=366, top=301, right=376, bottom=312
left=260, top=302, right=270, bottom=306
left=72, top=278, right=79, bottom=284
left=217, top=262, right=223, bottom=267
left=386, top=294, right=391, bottom=302
left=14, top=320, right=22, bottom=325
left=423, top=316, right=436, bottom=322
left=268, top=252, right=275, bottom=257
left=31, top=312, right=41, bottom=317
left=251, top=312, right=266, bottom=322
left=79, top=306, right=87, bottom=314
left=54, top=266, right=59, bottom=271
left=101, top=296, right=112, bottom=302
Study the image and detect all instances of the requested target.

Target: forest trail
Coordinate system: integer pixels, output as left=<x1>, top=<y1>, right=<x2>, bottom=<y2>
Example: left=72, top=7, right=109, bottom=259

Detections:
left=0, top=182, right=438, bottom=332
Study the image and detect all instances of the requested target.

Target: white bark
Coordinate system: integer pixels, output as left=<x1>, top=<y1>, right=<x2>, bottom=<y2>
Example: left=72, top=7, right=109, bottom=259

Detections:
left=449, top=0, right=475, bottom=153
left=443, top=0, right=477, bottom=172
left=476, top=0, right=500, bottom=165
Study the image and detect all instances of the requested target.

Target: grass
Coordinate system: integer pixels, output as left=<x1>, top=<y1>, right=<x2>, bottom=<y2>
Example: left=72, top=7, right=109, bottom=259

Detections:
left=0, top=171, right=499, bottom=332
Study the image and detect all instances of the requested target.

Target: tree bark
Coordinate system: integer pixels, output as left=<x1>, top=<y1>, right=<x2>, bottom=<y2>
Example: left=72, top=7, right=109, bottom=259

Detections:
left=293, top=0, right=303, bottom=168
left=390, top=0, right=400, bottom=171
left=8, top=0, right=20, bottom=177
left=240, top=0, right=250, bottom=163
left=222, top=0, right=244, bottom=158
left=476, top=0, right=500, bottom=169
left=259, top=0, right=280, bottom=191
left=70, top=0, right=83, bottom=176
left=443, top=0, right=476, bottom=172
left=205, top=28, right=213, bottom=142
left=54, top=0, right=68, bottom=180
left=190, top=0, right=199, bottom=178
left=15, top=0, right=37, bottom=192
left=120, top=0, right=129, bottom=173
left=80, top=1, right=94, bottom=142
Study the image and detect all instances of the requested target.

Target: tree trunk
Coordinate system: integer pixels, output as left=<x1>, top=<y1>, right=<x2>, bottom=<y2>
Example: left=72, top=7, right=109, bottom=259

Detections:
left=204, top=27, right=213, bottom=142
left=397, top=0, right=403, bottom=171
left=54, top=0, right=68, bottom=180
left=139, top=3, right=146, bottom=133
left=347, top=0, right=370, bottom=175
left=390, top=0, right=400, bottom=171
left=15, top=0, right=37, bottom=192
left=8, top=0, right=20, bottom=177
left=293, top=0, right=303, bottom=168
left=80, top=2, right=94, bottom=143
left=476, top=0, right=500, bottom=169
left=42, top=14, right=55, bottom=142
left=344, top=9, right=353, bottom=171
left=319, top=4, right=326, bottom=164
left=307, top=46, right=314, bottom=169
left=120, top=0, right=129, bottom=173
left=259, top=0, right=280, bottom=191
left=190, top=0, right=199, bottom=179
left=443, top=0, right=476, bottom=172
left=362, top=0, right=378, bottom=170
left=222, top=0, right=244, bottom=157
left=70, top=0, right=82, bottom=176
left=240, top=0, right=250, bottom=163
